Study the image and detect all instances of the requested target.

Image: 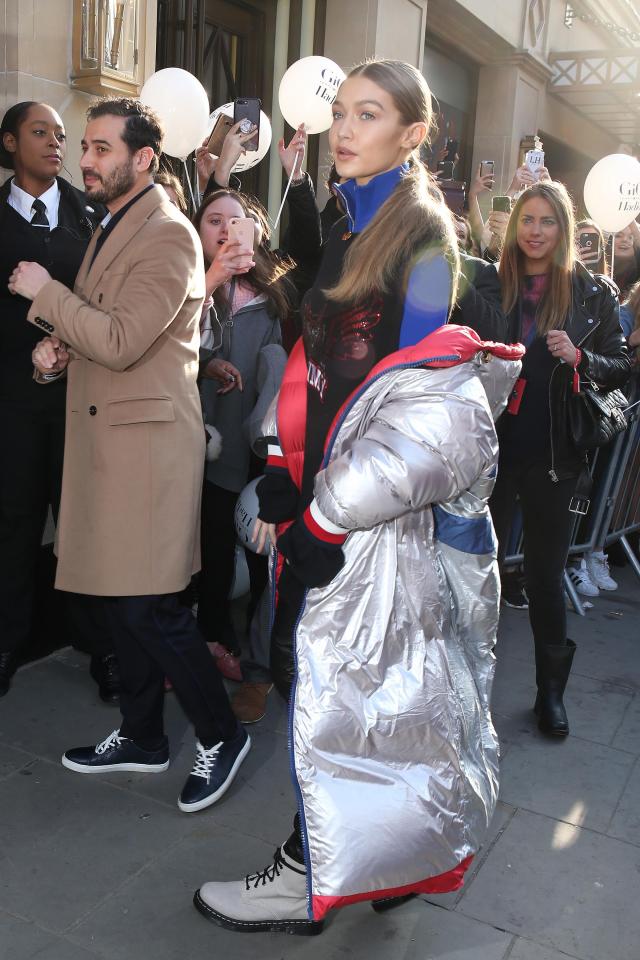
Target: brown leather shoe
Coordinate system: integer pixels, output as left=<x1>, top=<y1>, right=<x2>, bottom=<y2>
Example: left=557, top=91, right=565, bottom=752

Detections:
left=231, top=682, right=273, bottom=724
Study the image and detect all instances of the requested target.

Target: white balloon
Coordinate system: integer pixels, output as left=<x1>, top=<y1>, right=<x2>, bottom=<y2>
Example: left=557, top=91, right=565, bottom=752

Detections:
left=235, top=478, right=269, bottom=555
left=278, top=56, right=345, bottom=135
left=140, top=68, right=210, bottom=160
left=205, top=103, right=272, bottom=173
left=583, top=154, right=640, bottom=233
left=229, top=544, right=250, bottom=599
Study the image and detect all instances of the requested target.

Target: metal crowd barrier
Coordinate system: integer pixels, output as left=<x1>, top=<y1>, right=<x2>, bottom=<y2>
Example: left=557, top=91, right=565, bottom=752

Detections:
left=503, top=373, right=640, bottom=616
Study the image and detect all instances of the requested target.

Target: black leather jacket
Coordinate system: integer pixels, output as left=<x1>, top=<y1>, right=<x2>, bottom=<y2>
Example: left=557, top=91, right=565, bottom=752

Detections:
left=505, top=263, right=632, bottom=480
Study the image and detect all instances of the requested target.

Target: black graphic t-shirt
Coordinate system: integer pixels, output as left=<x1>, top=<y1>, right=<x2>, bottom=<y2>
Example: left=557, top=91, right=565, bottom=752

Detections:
left=300, top=228, right=402, bottom=507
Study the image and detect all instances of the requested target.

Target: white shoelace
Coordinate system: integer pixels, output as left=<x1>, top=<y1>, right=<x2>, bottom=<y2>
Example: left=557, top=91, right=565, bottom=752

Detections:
left=95, top=730, right=125, bottom=754
left=190, top=741, right=222, bottom=781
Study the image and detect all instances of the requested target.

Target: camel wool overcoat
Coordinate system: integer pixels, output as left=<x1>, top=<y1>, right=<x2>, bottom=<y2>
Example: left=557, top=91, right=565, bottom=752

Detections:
left=26, top=185, right=206, bottom=596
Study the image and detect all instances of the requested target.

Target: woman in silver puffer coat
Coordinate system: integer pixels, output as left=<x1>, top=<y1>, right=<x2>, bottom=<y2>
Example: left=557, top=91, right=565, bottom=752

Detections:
left=194, top=59, right=523, bottom=937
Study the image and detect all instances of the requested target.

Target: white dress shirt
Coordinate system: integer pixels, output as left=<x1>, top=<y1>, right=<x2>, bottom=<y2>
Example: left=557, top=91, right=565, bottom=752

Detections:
left=8, top=178, right=60, bottom=230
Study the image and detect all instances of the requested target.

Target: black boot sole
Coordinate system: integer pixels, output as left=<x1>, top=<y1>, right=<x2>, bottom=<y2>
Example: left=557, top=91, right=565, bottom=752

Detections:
left=371, top=893, right=416, bottom=913
left=193, top=890, right=324, bottom=936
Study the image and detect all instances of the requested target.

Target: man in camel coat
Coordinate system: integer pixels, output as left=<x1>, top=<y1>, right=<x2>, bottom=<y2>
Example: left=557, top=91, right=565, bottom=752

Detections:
left=9, top=97, right=250, bottom=813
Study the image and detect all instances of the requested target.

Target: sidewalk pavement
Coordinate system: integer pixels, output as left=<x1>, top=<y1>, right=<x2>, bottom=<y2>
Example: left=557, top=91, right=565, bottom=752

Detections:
left=1, top=566, right=639, bottom=960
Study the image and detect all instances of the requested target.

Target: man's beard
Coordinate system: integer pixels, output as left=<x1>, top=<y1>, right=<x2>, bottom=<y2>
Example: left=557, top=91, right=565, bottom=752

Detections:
left=85, top=158, right=136, bottom=203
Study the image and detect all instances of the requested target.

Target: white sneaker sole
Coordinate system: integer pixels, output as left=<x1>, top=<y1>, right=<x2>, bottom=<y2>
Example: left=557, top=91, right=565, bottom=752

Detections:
left=178, top=735, right=251, bottom=813
left=61, top=756, right=169, bottom=774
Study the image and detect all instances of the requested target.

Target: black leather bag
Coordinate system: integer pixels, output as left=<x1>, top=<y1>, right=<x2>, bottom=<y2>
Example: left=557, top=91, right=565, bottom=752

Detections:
left=569, top=379, right=628, bottom=451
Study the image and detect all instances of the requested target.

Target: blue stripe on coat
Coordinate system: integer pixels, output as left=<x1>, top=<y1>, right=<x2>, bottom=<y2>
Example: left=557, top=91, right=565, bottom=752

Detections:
left=433, top=505, right=496, bottom=556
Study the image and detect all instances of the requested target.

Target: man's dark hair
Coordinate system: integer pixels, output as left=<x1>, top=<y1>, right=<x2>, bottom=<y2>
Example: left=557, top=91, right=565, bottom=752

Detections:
left=87, top=97, right=163, bottom=175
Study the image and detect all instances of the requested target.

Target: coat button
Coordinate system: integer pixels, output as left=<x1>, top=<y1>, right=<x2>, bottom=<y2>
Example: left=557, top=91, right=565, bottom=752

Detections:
left=592, top=286, right=598, bottom=291
left=89, top=405, right=97, bottom=416
left=587, top=318, right=593, bottom=324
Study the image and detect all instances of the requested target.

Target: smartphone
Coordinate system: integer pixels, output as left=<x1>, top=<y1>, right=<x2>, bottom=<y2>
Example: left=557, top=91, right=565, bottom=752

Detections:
left=480, top=160, right=494, bottom=183
left=579, top=231, right=601, bottom=258
left=525, top=149, right=545, bottom=177
left=492, top=195, right=512, bottom=213
left=444, top=137, right=458, bottom=162
left=228, top=217, right=255, bottom=251
left=233, top=98, right=261, bottom=151
left=437, top=159, right=455, bottom=180
left=206, top=114, right=234, bottom=156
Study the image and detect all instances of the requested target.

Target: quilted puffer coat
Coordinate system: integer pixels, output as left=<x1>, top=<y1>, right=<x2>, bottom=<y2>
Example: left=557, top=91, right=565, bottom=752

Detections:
left=262, top=325, right=524, bottom=921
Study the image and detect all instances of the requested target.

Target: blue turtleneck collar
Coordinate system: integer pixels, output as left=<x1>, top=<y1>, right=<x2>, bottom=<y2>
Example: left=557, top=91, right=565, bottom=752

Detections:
left=334, top=163, right=409, bottom=234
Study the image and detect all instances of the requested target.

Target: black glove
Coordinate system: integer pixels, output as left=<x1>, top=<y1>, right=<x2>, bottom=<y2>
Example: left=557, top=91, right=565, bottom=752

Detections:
left=257, top=472, right=300, bottom=524
left=277, top=509, right=346, bottom=589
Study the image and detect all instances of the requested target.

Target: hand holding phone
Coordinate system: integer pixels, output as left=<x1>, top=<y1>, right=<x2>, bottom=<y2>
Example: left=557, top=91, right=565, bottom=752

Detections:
left=206, top=114, right=235, bottom=156
left=492, top=195, right=512, bottom=214
left=445, top=137, right=458, bottom=163
left=525, top=149, right=545, bottom=179
left=228, top=217, right=255, bottom=252
left=578, top=231, right=601, bottom=264
left=480, top=160, right=494, bottom=180
left=233, top=98, right=261, bottom=151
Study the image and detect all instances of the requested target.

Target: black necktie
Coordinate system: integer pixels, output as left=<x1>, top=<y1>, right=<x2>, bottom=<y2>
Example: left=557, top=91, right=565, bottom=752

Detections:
left=30, top=198, right=49, bottom=227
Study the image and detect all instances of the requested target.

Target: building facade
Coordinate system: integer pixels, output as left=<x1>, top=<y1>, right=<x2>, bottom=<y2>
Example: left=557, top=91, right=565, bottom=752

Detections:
left=2, top=0, right=639, bottom=224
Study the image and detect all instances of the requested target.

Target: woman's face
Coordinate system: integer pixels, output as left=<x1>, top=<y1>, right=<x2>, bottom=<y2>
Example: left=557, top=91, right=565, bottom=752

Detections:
left=3, top=104, right=66, bottom=181
left=614, top=225, right=635, bottom=259
left=454, top=217, right=471, bottom=251
left=198, top=195, right=245, bottom=262
left=329, top=75, right=425, bottom=185
left=516, top=195, right=561, bottom=272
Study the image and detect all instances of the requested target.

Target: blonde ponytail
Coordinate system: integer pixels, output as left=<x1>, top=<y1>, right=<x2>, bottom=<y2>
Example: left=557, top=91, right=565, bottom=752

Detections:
left=326, top=162, right=459, bottom=310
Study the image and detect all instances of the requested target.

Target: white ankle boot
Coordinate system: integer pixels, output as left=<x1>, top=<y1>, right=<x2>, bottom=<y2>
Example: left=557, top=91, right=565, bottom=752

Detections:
left=193, top=844, right=323, bottom=936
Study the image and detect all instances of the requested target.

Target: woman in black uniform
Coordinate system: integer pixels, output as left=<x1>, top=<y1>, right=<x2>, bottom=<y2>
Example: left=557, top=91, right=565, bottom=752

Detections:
left=0, top=101, right=116, bottom=698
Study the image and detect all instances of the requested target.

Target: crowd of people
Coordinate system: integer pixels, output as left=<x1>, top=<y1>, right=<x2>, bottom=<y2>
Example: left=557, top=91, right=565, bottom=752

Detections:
left=0, top=56, right=636, bottom=937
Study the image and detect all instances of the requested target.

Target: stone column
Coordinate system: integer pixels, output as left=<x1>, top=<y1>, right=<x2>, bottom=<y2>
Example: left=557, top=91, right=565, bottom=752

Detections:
left=320, top=0, right=428, bottom=187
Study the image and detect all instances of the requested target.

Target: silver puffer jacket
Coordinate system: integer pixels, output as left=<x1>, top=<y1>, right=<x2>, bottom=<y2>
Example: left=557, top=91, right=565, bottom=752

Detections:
left=264, top=326, right=523, bottom=921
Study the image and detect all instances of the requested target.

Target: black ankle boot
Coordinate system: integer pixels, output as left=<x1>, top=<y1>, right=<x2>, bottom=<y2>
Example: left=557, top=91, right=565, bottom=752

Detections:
left=534, top=640, right=576, bottom=737
left=0, top=652, right=15, bottom=697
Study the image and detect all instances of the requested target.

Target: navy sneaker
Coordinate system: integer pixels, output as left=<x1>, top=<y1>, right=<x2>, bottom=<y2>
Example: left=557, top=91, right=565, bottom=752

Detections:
left=61, top=729, right=169, bottom=774
left=178, top=727, right=251, bottom=813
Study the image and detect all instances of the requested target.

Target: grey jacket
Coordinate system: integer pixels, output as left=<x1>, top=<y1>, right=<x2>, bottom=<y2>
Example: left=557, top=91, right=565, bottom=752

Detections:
left=199, top=295, right=283, bottom=491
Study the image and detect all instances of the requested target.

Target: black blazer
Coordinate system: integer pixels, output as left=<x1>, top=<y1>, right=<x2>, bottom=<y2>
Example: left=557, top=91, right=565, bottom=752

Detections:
left=0, top=176, right=104, bottom=403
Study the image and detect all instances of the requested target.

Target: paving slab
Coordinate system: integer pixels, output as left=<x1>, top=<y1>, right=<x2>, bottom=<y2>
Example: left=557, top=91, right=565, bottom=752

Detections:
left=458, top=807, right=640, bottom=960
left=0, top=652, right=122, bottom=762
left=508, top=939, right=581, bottom=960
left=98, top=723, right=295, bottom=847
left=0, top=758, right=193, bottom=934
left=606, top=757, right=640, bottom=846
left=0, top=743, right=36, bottom=781
left=611, top=693, right=640, bottom=754
left=0, top=910, right=56, bottom=960
left=492, top=655, right=633, bottom=747
left=425, top=801, right=516, bottom=910
left=498, top=733, right=634, bottom=832
left=67, top=824, right=513, bottom=960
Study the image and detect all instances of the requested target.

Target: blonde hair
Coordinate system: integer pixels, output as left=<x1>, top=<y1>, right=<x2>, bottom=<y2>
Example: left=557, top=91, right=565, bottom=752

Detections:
left=499, top=180, right=576, bottom=335
left=325, top=59, right=459, bottom=310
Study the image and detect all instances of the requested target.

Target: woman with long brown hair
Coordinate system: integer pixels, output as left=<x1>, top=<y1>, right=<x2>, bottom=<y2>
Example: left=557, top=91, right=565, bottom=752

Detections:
left=491, top=181, right=630, bottom=737
left=192, top=188, right=290, bottom=680
left=194, top=59, right=523, bottom=936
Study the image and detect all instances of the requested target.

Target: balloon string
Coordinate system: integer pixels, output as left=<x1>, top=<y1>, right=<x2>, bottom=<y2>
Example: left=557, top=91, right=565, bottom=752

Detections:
left=182, top=159, right=197, bottom=212
left=610, top=234, right=615, bottom=279
left=273, top=150, right=302, bottom=231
